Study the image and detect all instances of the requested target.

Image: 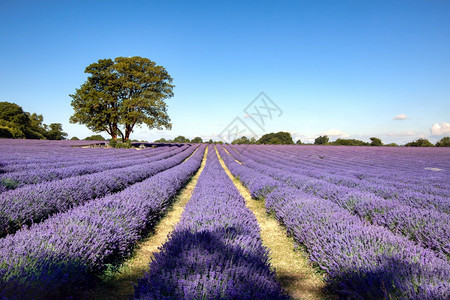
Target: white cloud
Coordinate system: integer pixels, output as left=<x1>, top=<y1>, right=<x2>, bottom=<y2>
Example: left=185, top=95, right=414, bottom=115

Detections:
left=290, top=131, right=304, bottom=139
left=393, top=114, right=408, bottom=120
left=321, top=129, right=350, bottom=138
left=430, top=122, right=450, bottom=136
left=242, top=113, right=251, bottom=119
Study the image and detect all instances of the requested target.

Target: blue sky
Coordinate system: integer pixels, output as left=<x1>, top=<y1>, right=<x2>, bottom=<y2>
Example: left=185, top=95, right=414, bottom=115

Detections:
left=1, top=0, right=449, bottom=144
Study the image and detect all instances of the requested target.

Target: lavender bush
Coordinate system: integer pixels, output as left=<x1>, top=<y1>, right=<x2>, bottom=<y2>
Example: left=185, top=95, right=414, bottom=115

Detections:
left=0, top=145, right=196, bottom=237
left=221, top=146, right=450, bottom=259
left=217, top=145, right=450, bottom=299
left=0, top=145, right=206, bottom=299
left=0, top=146, right=172, bottom=190
left=134, top=147, right=288, bottom=299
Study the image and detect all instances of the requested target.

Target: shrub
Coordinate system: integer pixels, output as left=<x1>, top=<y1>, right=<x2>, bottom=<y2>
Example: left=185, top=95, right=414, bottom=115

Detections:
left=370, top=137, right=383, bottom=146
left=404, top=138, right=434, bottom=147
left=314, top=135, right=329, bottom=145
left=84, top=134, right=106, bottom=141
left=435, top=137, right=450, bottom=147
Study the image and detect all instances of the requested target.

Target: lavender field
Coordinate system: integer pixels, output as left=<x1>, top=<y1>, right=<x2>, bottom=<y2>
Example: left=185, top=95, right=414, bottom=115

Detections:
left=0, top=140, right=449, bottom=299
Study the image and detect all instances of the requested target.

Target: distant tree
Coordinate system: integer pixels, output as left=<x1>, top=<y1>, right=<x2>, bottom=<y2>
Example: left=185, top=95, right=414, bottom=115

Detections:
left=370, top=137, right=383, bottom=146
left=0, top=101, right=66, bottom=139
left=314, top=135, right=329, bottom=145
left=28, top=113, right=48, bottom=138
left=258, top=132, right=294, bottom=145
left=435, top=137, right=450, bottom=147
left=404, top=138, right=434, bottom=147
left=154, top=137, right=170, bottom=143
left=232, top=136, right=250, bottom=145
left=46, top=123, right=68, bottom=140
left=84, top=134, right=106, bottom=141
left=70, top=136, right=80, bottom=140
left=331, top=138, right=369, bottom=146
left=207, top=139, right=213, bottom=144
left=0, top=102, right=33, bottom=139
left=191, top=137, right=203, bottom=143
left=296, top=139, right=302, bottom=145
left=385, top=143, right=398, bottom=147
left=70, top=56, right=174, bottom=142
left=173, top=135, right=190, bottom=143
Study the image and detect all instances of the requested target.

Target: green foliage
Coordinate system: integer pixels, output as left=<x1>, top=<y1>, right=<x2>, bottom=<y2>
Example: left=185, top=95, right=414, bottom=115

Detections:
left=70, top=56, right=174, bottom=142
left=207, top=139, right=213, bottom=144
left=331, top=138, right=369, bottom=146
left=46, top=123, right=68, bottom=140
left=232, top=136, right=250, bottom=145
left=404, top=138, right=434, bottom=147
left=154, top=138, right=170, bottom=143
left=0, top=126, right=14, bottom=138
left=173, top=136, right=190, bottom=143
left=0, top=102, right=67, bottom=140
left=314, top=135, right=329, bottom=145
left=70, top=137, right=80, bottom=140
left=370, top=137, right=383, bottom=146
left=190, top=136, right=203, bottom=143
left=385, top=143, right=398, bottom=147
left=435, top=137, right=450, bottom=147
left=84, top=134, right=106, bottom=141
left=258, top=132, right=294, bottom=145
left=109, top=139, right=132, bottom=148
left=296, top=139, right=302, bottom=145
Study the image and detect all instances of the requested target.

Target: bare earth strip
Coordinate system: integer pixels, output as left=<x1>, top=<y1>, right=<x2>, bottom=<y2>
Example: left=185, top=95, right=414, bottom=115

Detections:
left=87, top=147, right=208, bottom=300
left=216, top=147, right=327, bottom=300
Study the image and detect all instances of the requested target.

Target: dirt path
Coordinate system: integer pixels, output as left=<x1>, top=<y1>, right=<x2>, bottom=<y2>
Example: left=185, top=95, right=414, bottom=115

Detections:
left=88, top=147, right=208, bottom=299
left=216, top=147, right=327, bottom=300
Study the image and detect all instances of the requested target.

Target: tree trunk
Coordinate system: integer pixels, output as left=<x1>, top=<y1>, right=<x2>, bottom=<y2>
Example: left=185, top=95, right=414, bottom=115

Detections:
left=124, top=124, right=135, bottom=142
left=107, top=124, right=119, bottom=141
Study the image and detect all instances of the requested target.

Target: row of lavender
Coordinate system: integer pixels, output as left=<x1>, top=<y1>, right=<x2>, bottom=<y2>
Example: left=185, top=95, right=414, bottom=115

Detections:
left=226, top=145, right=450, bottom=260
left=0, top=145, right=173, bottom=190
left=0, top=139, right=184, bottom=177
left=217, top=145, right=450, bottom=299
left=0, top=145, right=196, bottom=237
left=0, top=139, right=108, bottom=168
left=243, top=145, right=450, bottom=207
left=0, top=145, right=206, bottom=298
left=134, top=147, right=287, bottom=299
left=254, top=145, right=449, bottom=191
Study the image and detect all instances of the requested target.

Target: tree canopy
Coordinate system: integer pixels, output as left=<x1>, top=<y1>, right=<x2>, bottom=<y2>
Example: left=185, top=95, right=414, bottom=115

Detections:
left=331, top=138, right=369, bottom=146
left=172, top=136, right=190, bottom=143
left=70, top=56, right=174, bottom=142
left=154, top=137, right=169, bottom=143
left=190, top=137, right=203, bottom=143
left=232, top=136, right=251, bottom=145
left=258, top=132, right=294, bottom=145
left=435, top=137, right=450, bottom=147
left=370, top=137, right=383, bottom=146
left=0, top=101, right=67, bottom=140
left=84, top=134, right=106, bottom=141
left=314, top=135, right=329, bottom=145
left=404, top=138, right=434, bottom=147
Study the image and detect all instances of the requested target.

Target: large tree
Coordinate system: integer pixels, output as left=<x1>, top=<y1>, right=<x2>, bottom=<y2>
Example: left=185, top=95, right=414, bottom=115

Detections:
left=70, top=56, right=174, bottom=142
